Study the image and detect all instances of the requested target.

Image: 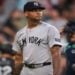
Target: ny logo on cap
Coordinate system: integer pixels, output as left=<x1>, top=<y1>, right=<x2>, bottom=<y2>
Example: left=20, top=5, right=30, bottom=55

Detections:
left=34, top=2, right=39, bottom=6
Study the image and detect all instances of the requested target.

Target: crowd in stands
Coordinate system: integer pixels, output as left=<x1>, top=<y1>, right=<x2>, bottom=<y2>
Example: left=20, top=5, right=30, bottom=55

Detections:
left=0, top=0, right=75, bottom=75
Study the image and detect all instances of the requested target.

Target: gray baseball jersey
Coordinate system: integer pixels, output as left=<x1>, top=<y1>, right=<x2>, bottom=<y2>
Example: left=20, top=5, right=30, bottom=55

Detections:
left=12, top=21, right=62, bottom=64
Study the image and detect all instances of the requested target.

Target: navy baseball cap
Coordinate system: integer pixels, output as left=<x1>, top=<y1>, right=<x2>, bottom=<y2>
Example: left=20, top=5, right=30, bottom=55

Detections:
left=24, top=1, right=45, bottom=12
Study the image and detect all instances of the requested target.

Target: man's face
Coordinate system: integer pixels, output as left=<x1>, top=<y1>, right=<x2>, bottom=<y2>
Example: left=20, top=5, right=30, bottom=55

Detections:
left=24, top=9, right=43, bottom=21
left=11, top=10, right=24, bottom=28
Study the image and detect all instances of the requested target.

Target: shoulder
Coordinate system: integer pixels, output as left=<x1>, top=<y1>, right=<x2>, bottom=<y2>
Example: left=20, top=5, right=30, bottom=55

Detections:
left=41, top=21, right=58, bottom=32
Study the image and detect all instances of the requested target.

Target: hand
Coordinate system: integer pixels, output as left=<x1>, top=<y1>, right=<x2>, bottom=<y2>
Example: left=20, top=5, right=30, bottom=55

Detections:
left=13, top=54, right=23, bottom=75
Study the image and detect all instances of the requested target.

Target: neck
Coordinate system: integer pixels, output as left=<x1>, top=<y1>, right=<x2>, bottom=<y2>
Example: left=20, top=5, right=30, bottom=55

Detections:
left=27, top=20, right=40, bottom=29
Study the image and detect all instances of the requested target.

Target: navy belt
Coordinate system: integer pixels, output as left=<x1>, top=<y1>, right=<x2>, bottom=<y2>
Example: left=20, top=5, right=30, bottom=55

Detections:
left=24, top=62, right=51, bottom=68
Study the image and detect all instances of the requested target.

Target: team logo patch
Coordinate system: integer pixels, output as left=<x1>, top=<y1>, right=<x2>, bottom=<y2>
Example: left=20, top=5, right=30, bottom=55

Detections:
left=34, top=2, right=39, bottom=6
left=55, top=38, right=60, bottom=42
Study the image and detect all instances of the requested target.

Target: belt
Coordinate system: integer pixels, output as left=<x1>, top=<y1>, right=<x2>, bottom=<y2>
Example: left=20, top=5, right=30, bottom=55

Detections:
left=24, top=62, right=51, bottom=69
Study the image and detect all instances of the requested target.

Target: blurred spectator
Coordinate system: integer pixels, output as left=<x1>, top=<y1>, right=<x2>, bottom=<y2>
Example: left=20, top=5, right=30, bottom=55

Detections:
left=46, top=7, right=68, bottom=32
left=0, top=24, right=22, bottom=75
left=0, top=29, right=16, bottom=57
left=59, top=20, right=75, bottom=75
left=2, top=9, right=25, bottom=43
left=63, top=21, right=75, bottom=75
left=9, top=9, right=25, bottom=29
left=2, top=22, right=17, bottom=43
left=62, top=3, right=75, bottom=21
left=0, top=0, right=18, bottom=24
left=64, top=21, right=75, bottom=42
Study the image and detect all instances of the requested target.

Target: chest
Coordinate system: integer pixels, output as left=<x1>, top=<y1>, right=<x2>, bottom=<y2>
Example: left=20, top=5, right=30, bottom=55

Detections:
left=17, top=27, right=49, bottom=47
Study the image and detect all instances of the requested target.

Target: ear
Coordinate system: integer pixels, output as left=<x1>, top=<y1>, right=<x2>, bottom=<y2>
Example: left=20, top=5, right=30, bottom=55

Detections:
left=24, top=12, right=28, bottom=17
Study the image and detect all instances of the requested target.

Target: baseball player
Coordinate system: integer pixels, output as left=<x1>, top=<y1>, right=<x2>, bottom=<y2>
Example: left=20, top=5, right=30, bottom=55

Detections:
left=12, top=1, right=62, bottom=75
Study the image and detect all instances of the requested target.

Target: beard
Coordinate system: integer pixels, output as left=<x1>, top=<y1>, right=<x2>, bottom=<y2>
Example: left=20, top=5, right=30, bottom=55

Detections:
left=27, top=16, right=42, bottom=22
left=32, top=18, right=41, bottom=22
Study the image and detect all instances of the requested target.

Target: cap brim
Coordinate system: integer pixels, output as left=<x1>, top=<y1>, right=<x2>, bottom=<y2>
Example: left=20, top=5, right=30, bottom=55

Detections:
left=38, top=6, right=45, bottom=10
left=24, top=7, right=45, bottom=12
